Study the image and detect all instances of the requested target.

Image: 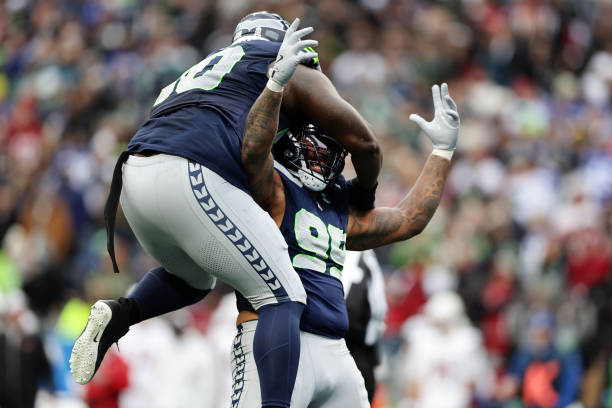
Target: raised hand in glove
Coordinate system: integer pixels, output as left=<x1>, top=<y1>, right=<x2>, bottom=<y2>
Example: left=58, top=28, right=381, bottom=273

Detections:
left=267, top=18, right=318, bottom=92
left=409, top=83, right=460, bottom=160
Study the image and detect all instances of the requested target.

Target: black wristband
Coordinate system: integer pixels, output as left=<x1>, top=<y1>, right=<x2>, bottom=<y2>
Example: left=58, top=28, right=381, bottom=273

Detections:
left=347, top=178, right=378, bottom=211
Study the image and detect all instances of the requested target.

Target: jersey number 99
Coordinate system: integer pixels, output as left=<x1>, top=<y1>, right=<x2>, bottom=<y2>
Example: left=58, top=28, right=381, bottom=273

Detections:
left=293, top=209, right=346, bottom=277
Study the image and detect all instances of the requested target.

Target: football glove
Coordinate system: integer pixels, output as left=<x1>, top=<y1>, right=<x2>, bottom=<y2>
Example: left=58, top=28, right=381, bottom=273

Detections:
left=409, top=83, right=460, bottom=157
left=267, top=18, right=318, bottom=91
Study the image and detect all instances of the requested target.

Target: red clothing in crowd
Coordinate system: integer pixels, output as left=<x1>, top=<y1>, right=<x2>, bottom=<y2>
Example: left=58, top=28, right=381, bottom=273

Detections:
left=84, top=350, right=129, bottom=408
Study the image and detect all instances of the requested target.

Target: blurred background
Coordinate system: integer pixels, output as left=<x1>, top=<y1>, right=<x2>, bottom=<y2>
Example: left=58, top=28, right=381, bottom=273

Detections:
left=1, top=0, right=611, bottom=407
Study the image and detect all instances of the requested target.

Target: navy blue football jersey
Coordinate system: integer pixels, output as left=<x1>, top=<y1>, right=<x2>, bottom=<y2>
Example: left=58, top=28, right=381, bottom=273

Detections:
left=237, top=163, right=350, bottom=339
left=128, top=39, right=291, bottom=193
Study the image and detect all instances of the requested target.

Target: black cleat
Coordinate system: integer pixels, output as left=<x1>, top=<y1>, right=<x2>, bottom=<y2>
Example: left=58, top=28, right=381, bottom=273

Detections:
left=70, top=300, right=130, bottom=384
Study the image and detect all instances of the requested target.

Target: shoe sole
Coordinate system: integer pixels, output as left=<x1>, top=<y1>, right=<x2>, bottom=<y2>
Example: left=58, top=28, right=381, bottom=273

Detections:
left=69, top=301, right=112, bottom=385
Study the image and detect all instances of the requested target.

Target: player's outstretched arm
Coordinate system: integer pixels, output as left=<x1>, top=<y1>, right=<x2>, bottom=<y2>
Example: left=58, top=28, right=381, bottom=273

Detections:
left=346, top=83, right=459, bottom=250
left=242, top=18, right=317, bottom=217
left=283, top=65, right=382, bottom=191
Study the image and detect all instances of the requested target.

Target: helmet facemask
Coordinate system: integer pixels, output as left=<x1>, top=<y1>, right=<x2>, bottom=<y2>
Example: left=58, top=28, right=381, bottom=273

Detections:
left=273, top=125, right=347, bottom=191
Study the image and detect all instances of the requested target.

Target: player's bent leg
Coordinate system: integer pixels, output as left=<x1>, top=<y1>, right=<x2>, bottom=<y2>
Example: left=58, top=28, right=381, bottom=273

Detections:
left=128, top=266, right=210, bottom=323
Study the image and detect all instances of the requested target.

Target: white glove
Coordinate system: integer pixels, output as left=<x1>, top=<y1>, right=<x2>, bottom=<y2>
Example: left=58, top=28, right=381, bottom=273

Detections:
left=409, top=83, right=460, bottom=159
left=267, top=18, right=318, bottom=92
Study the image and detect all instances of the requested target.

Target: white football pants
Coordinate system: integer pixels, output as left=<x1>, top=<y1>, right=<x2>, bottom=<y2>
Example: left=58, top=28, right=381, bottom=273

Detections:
left=231, top=320, right=370, bottom=408
left=120, top=153, right=306, bottom=309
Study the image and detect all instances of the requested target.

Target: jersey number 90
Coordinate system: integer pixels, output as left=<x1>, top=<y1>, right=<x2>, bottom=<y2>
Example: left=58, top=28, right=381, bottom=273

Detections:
left=153, top=46, right=245, bottom=107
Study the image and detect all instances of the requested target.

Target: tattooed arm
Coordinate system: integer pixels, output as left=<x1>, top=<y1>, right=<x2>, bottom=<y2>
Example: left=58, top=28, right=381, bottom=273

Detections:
left=347, top=83, right=459, bottom=250
left=241, top=87, right=286, bottom=225
left=346, top=154, right=451, bottom=250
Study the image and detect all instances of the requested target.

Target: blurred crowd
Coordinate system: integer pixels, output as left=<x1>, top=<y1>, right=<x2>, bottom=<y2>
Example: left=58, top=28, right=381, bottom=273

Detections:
left=1, top=0, right=611, bottom=407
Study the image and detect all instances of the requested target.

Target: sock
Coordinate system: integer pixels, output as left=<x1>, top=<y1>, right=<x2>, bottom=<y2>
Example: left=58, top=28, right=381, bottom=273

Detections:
left=117, top=297, right=142, bottom=326
left=253, top=301, right=304, bottom=408
left=127, top=267, right=210, bottom=324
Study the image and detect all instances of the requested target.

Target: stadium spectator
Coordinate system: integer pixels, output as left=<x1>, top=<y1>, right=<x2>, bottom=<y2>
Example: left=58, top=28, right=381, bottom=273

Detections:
left=397, top=291, right=493, bottom=408
left=497, top=310, right=583, bottom=408
left=0, top=290, right=52, bottom=408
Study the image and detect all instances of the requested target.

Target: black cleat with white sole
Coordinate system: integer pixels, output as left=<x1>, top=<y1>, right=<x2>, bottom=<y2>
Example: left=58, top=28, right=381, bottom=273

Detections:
left=70, top=299, right=131, bottom=384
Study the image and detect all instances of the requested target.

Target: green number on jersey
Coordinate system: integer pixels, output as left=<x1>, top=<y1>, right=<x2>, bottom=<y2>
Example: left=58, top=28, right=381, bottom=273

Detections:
left=327, top=224, right=347, bottom=266
left=153, top=45, right=245, bottom=107
left=293, top=209, right=346, bottom=275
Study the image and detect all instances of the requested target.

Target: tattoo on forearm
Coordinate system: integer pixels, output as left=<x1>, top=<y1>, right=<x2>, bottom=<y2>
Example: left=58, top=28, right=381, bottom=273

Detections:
left=398, top=154, right=450, bottom=232
left=347, top=155, right=451, bottom=250
left=242, top=89, right=283, bottom=207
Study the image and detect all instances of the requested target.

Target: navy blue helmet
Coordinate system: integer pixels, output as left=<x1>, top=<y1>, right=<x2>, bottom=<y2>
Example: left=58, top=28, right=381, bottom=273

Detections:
left=273, top=124, right=347, bottom=191
left=233, top=11, right=320, bottom=70
left=233, top=11, right=290, bottom=43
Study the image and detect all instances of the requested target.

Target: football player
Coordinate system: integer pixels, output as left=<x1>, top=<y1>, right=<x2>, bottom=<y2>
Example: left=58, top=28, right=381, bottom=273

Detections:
left=230, top=54, right=461, bottom=406
left=70, top=14, right=381, bottom=408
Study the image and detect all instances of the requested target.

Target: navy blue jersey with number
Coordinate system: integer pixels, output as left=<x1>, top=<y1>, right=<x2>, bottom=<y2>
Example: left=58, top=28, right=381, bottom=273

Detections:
left=237, top=163, right=350, bottom=339
left=128, top=39, right=291, bottom=193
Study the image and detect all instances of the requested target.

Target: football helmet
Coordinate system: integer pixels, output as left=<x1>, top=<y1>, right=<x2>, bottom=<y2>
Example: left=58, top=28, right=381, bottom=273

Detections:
left=273, top=124, right=347, bottom=191
left=233, top=11, right=321, bottom=71
left=233, top=11, right=290, bottom=43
